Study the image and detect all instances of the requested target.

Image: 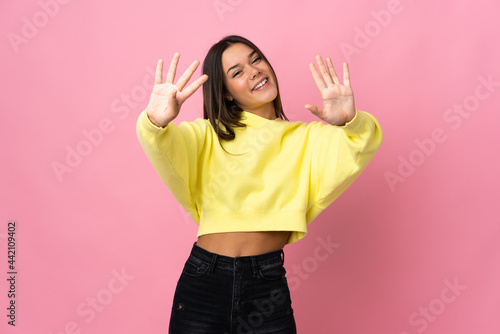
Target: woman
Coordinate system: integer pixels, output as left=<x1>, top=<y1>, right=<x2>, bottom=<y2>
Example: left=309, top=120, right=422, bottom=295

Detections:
left=136, top=35, right=383, bottom=333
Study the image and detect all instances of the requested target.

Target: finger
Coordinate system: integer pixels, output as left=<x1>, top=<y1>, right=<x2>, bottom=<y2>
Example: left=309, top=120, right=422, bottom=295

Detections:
left=309, top=63, right=326, bottom=91
left=326, top=57, right=341, bottom=85
left=316, top=55, right=334, bottom=86
left=175, top=60, right=201, bottom=91
left=155, top=59, right=163, bottom=85
left=304, top=104, right=322, bottom=118
left=166, top=52, right=180, bottom=84
left=177, top=74, right=208, bottom=104
left=343, top=62, right=351, bottom=87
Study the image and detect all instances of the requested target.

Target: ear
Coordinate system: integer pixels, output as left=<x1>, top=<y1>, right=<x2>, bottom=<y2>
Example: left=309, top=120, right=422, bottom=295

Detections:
left=224, top=93, right=234, bottom=101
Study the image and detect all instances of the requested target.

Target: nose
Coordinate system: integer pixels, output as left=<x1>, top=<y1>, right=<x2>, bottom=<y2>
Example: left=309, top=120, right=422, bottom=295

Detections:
left=250, top=66, right=260, bottom=79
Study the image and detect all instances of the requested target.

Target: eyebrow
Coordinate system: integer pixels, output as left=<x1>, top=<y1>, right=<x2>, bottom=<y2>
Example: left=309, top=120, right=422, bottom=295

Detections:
left=226, top=50, right=258, bottom=74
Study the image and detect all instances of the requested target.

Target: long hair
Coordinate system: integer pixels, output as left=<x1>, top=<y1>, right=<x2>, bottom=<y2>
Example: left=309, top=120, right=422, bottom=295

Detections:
left=202, top=35, right=288, bottom=153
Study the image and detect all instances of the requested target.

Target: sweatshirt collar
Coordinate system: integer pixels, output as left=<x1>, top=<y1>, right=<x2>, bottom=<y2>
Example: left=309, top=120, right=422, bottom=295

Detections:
left=240, top=111, right=280, bottom=127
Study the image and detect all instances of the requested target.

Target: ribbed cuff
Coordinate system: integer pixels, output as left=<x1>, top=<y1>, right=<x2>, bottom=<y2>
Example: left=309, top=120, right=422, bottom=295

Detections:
left=337, top=109, right=359, bottom=127
left=337, top=109, right=367, bottom=136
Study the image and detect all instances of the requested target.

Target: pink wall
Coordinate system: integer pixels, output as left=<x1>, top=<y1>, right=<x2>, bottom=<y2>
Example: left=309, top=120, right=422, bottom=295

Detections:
left=1, top=0, right=499, bottom=333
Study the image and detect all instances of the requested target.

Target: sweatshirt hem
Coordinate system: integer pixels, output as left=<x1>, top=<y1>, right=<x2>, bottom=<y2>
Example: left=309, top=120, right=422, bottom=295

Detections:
left=197, top=210, right=308, bottom=237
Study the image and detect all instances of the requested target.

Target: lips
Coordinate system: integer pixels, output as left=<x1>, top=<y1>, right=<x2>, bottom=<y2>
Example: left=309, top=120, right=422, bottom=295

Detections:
left=252, top=77, right=268, bottom=91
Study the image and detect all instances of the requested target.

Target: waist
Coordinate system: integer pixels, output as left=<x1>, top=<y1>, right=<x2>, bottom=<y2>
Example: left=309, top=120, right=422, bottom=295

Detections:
left=196, top=231, right=290, bottom=257
left=190, top=241, right=285, bottom=271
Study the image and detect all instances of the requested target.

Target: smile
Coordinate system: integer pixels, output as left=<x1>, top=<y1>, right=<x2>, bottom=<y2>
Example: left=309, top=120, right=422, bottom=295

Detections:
left=252, top=78, right=268, bottom=91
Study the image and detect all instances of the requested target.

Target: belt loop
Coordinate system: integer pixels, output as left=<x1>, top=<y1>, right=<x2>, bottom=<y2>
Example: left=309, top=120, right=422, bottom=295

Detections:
left=210, top=254, right=217, bottom=273
left=251, top=256, right=257, bottom=277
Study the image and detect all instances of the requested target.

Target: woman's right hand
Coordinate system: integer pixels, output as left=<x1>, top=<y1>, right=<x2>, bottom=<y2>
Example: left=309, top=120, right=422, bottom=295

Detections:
left=146, top=53, right=208, bottom=128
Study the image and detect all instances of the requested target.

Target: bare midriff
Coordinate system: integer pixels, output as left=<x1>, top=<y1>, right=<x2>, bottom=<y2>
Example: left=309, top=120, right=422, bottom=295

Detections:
left=195, top=231, right=291, bottom=257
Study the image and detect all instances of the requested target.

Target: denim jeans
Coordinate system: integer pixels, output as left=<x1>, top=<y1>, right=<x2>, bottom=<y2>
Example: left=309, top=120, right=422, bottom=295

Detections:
left=169, top=242, right=297, bottom=334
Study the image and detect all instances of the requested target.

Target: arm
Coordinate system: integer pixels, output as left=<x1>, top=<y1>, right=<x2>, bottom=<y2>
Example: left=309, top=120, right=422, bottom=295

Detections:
left=135, top=53, right=208, bottom=221
left=305, top=55, right=383, bottom=222
left=308, top=108, right=382, bottom=214
left=136, top=108, right=206, bottom=222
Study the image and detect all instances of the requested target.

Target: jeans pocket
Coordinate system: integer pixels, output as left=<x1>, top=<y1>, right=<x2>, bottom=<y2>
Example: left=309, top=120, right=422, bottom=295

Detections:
left=181, top=256, right=210, bottom=277
left=258, top=261, right=286, bottom=280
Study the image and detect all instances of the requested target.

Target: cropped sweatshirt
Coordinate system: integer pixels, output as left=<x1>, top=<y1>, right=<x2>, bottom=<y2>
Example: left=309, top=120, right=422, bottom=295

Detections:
left=136, top=108, right=383, bottom=244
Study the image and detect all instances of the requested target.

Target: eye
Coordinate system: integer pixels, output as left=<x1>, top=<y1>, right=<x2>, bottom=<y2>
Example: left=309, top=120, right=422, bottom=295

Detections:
left=232, top=70, right=241, bottom=78
left=252, top=56, right=261, bottom=63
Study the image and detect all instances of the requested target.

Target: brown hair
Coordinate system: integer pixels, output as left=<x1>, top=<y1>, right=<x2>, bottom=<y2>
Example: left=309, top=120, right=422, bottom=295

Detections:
left=202, top=35, right=288, bottom=152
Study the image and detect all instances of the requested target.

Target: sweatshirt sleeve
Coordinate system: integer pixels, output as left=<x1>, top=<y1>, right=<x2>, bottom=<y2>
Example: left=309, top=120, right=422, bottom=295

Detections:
left=135, top=109, right=206, bottom=223
left=306, top=109, right=383, bottom=223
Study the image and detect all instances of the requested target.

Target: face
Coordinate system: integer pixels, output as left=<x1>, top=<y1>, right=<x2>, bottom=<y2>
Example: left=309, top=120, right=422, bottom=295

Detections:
left=221, top=43, right=278, bottom=112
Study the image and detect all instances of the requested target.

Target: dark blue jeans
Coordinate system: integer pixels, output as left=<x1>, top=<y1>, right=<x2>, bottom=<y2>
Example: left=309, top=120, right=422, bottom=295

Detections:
left=169, top=242, right=297, bottom=334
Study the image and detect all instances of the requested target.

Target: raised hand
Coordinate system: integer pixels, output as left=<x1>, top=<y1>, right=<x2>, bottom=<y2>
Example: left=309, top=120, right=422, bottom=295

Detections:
left=146, top=53, right=208, bottom=127
left=305, top=55, right=356, bottom=126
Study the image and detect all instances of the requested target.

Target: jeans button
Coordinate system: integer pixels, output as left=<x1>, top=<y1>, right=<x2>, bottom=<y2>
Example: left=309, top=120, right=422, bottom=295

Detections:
left=235, top=259, right=241, bottom=267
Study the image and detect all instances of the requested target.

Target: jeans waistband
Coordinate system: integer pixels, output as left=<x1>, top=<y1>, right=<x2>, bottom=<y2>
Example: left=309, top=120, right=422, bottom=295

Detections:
left=190, top=241, right=285, bottom=273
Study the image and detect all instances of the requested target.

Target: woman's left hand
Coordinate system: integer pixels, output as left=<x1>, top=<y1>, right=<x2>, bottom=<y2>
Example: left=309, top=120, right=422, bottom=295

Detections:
left=305, top=55, right=356, bottom=126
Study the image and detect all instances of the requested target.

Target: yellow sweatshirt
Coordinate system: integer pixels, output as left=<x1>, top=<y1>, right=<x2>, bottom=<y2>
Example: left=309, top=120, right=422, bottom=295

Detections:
left=136, top=108, right=382, bottom=244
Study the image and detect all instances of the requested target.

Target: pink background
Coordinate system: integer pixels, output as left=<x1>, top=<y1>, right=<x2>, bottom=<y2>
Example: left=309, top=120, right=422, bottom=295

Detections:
left=1, top=0, right=499, bottom=333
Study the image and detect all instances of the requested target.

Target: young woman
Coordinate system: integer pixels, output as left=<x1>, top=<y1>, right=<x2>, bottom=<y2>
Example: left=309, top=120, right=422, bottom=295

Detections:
left=136, top=35, right=383, bottom=333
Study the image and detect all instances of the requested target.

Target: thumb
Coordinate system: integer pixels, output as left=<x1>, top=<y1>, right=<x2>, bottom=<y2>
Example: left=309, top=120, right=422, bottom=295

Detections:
left=305, top=104, right=322, bottom=118
left=168, top=89, right=178, bottom=110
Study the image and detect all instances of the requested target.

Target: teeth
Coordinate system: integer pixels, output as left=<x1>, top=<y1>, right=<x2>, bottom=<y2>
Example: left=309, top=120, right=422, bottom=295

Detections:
left=253, top=78, right=268, bottom=90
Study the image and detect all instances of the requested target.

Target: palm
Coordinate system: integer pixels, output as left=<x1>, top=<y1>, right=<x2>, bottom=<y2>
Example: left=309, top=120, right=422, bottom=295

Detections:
left=318, top=83, right=355, bottom=126
left=147, top=83, right=179, bottom=123
left=306, top=56, right=356, bottom=126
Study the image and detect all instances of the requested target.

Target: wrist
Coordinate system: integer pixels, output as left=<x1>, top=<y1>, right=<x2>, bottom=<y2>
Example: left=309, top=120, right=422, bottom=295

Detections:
left=146, top=113, right=169, bottom=128
left=336, top=110, right=357, bottom=127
